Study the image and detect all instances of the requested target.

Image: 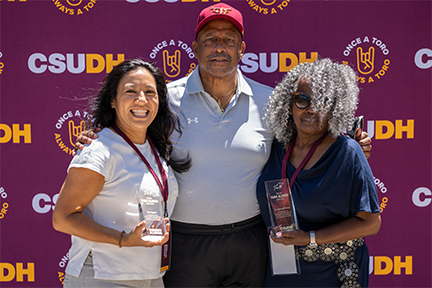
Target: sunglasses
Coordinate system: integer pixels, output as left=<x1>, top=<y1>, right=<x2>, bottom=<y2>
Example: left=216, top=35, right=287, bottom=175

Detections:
left=292, top=92, right=311, bottom=109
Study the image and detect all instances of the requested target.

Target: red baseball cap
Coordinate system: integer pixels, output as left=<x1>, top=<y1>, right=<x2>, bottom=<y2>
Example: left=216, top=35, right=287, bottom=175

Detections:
left=195, top=3, right=244, bottom=39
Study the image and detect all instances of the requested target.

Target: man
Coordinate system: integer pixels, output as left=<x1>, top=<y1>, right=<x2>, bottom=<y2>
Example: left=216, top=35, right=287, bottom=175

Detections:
left=75, top=3, right=372, bottom=287
left=163, top=3, right=273, bottom=287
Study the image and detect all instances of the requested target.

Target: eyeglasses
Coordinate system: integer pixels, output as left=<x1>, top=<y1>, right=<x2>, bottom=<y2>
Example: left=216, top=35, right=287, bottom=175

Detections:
left=292, top=92, right=311, bottom=109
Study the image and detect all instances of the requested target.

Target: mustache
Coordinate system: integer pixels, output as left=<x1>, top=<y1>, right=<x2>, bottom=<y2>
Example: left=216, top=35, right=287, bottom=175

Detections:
left=207, top=53, right=231, bottom=61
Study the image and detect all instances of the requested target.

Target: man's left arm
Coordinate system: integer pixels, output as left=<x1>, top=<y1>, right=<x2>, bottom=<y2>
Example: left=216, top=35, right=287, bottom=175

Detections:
left=355, top=128, right=372, bottom=159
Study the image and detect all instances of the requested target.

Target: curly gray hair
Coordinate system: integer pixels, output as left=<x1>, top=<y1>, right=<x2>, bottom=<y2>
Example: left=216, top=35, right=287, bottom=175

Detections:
left=265, top=58, right=359, bottom=145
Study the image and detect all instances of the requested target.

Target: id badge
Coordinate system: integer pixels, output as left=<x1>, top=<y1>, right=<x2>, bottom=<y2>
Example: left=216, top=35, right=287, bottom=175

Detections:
left=161, top=227, right=172, bottom=272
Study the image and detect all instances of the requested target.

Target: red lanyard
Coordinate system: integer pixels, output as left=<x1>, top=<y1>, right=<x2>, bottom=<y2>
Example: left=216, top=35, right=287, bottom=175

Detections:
left=282, top=132, right=328, bottom=189
left=111, top=124, right=169, bottom=217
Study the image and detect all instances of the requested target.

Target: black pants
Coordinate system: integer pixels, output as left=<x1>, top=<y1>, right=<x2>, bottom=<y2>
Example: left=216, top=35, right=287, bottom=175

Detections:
left=163, top=215, right=268, bottom=287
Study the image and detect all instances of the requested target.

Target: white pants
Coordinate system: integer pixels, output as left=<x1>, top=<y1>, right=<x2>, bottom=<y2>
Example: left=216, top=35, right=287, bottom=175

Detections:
left=64, top=253, right=164, bottom=288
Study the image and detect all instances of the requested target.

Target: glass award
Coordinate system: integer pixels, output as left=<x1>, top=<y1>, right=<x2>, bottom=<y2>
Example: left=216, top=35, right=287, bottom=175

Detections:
left=265, top=179, right=300, bottom=275
left=265, top=179, right=298, bottom=235
left=135, top=184, right=166, bottom=241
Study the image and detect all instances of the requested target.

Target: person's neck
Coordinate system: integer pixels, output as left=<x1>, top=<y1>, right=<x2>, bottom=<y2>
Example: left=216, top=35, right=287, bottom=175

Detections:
left=199, top=69, right=238, bottom=100
left=295, top=131, right=328, bottom=150
left=112, top=122, right=147, bottom=145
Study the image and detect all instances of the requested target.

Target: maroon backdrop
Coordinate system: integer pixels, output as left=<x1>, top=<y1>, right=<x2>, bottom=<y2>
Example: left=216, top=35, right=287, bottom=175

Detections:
left=0, top=0, right=431, bottom=287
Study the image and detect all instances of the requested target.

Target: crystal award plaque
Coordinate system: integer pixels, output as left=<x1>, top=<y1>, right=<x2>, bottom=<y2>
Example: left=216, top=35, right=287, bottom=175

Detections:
left=136, top=184, right=166, bottom=241
left=265, top=179, right=300, bottom=275
left=265, top=179, right=298, bottom=235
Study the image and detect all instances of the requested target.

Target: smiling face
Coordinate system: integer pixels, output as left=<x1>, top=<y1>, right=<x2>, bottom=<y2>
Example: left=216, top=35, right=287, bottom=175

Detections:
left=192, top=19, right=245, bottom=80
left=292, top=80, right=329, bottom=137
left=111, top=68, right=159, bottom=143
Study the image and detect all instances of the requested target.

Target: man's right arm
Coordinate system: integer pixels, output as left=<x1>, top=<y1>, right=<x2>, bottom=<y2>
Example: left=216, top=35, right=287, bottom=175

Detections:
left=73, top=127, right=101, bottom=156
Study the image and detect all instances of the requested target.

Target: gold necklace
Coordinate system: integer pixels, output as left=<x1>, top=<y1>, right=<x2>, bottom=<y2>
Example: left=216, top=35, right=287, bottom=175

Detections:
left=214, top=81, right=238, bottom=113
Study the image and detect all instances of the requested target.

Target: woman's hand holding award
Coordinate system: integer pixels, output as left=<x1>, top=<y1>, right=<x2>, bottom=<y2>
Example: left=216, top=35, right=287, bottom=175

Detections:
left=265, top=179, right=300, bottom=275
left=265, top=179, right=298, bottom=236
left=136, top=184, right=166, bottom=241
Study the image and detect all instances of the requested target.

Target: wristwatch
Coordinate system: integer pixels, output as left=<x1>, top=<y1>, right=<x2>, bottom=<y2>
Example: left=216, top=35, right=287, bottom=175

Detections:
left=309, top=230, right=317, bottom=247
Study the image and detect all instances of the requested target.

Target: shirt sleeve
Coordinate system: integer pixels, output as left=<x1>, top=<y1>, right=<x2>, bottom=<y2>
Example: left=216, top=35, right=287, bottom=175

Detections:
left=348, top=139, right=381, bottom=215
left=68, top=139, right=111, bottom=179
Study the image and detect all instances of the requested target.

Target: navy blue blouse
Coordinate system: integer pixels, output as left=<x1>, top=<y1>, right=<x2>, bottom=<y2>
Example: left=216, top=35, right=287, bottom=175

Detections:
left=256, top=135, right=380, bottom=287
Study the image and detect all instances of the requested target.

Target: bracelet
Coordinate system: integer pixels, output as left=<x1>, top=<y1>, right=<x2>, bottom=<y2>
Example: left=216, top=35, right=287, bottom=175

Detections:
left=118, top=231, right=126, bottom=248
left=309, top=230, right=317, bottom=247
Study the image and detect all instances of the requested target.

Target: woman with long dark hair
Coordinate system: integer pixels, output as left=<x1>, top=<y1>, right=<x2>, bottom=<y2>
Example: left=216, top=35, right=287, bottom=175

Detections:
left=53, top=59, right=191, bottom=288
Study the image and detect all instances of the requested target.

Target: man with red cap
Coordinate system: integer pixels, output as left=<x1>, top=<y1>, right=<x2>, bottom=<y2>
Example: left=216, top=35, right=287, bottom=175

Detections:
left=163, top=3, right=273, bottom=287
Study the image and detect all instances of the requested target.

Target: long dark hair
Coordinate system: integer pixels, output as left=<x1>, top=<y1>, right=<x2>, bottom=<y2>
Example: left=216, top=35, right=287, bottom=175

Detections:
left=88, top=59, right=191, bottom=173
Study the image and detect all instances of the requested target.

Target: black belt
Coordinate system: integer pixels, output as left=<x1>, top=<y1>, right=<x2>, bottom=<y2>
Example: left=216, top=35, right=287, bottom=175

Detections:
left=171, top=214, right=264, bottom=235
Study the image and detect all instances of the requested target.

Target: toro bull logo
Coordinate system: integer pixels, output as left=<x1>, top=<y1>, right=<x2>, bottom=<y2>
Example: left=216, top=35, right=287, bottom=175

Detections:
left=148, top=39, right=197, bottom=83
left=54, top=110, right=88, bottom=155
left=342, top=36, right=391, bottom=84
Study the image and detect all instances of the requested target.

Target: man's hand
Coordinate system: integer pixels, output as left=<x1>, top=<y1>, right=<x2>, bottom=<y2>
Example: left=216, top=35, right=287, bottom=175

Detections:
left=72, top=127, right=101, bottom=156
left=355, top=128, right=372, bottom=159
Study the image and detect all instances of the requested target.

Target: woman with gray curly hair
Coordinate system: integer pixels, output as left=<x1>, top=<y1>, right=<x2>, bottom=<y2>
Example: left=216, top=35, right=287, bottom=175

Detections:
left=256, top=58, right=381, bottom=287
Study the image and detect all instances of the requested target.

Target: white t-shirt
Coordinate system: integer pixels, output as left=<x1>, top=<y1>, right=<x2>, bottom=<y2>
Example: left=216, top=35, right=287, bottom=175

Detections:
left=65, top=128, right=178, bottom=280
left=168, top=67, right=274, bottom=225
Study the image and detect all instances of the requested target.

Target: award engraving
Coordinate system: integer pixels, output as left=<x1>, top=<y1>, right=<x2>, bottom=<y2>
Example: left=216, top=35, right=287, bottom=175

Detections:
left=265, top=179, right=298, bottom=236
left=136, top=184, right=166, bottom=241
left=265, top=179, right=301, bottom=275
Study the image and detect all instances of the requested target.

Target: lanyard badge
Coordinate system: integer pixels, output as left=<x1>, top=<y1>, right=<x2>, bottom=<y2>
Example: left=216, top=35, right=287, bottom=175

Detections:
left=112, top=124, right=171, bottom=272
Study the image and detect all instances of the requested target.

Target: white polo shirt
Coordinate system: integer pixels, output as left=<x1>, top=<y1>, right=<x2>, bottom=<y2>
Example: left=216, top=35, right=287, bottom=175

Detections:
left=168, top=67, right=274, bottom=225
